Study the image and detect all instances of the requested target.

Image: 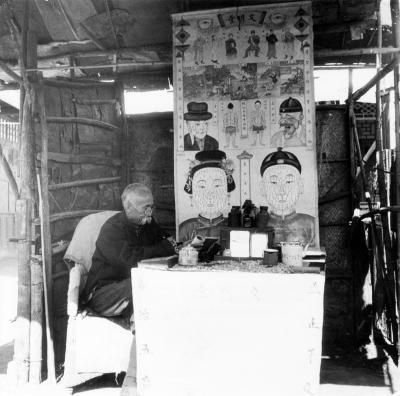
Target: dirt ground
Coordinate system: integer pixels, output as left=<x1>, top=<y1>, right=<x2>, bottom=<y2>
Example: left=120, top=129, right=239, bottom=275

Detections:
left=0, top=250, right=395, bottom=396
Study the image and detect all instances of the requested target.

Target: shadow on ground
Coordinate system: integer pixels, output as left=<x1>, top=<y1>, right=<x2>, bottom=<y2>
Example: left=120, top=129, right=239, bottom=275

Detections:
left=0, top=342, right=13, bottom=375
left=320, top=357, right=388, bottom=387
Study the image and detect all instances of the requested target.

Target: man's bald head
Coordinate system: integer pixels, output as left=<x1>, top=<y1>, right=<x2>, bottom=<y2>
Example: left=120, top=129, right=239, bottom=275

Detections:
left=121, top=183, right=154, bottom=225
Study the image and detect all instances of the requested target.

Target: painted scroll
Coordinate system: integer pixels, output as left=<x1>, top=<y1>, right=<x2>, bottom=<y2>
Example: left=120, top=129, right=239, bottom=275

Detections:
left=173, top=2, right=319, bottom=247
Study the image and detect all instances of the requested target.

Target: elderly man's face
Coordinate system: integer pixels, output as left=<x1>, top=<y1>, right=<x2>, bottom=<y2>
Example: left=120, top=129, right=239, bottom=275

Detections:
left=187, top=120, right=208, bottom=140
left=124, top=191, right=154, bottom=225
left=192, top=167, right=228, bottom=219
left=279, top=112, right=302, bottom=139
left=262, top=164, right=302, bottom=217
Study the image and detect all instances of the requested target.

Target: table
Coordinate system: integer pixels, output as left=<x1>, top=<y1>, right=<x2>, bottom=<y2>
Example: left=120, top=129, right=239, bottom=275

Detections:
left=130, top=263, right=325, bottom=396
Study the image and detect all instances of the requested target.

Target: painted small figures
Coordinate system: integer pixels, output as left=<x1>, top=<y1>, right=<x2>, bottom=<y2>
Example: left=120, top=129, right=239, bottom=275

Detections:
left=223, top=102, right=239, bottom=148
left=244, top=30, right=260, bottom=58
left=266, top=29, right=278, bottom=59
left=193, top=35, right=206, bottom=65
left=250, top=100, right=266, bottom=146
left=225, top=33, right=237, bottom=60
left=282, top=27, right=295, bottom=60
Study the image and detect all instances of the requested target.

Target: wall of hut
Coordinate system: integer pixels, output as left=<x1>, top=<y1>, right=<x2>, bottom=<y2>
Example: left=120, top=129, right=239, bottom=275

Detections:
left=36, top=81, right=124, bottom=367
left=316, top=105, right=354, bottom=354
left=127, top=113, right=175, bottom=235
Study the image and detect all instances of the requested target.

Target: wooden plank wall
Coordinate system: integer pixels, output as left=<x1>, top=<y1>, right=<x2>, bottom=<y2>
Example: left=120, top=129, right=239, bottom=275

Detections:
left=42, top=83, right=122, bottom=241
left=37, top=81, right=123, bottom=367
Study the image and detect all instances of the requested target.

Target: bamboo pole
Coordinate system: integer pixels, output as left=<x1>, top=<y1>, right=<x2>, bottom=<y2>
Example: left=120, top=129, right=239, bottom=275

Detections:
left=118, top=81, right=129, bottom=186
left=36, top=80, right=56, bottom=383
left=0, top=59, right=22, bottom=83
left=351, top=59, right=397, bottom=102
left=79, top=23, right=107, bottom=51
left=391, top=0, right=400, bottom=362
left=376, top=1, right=398, bottom=344
left=32, top=209, right=103, bottom=225
left=43, top=79, right=115, bottom=89
left=46, top=116, right=119, bottom=131
left=29, top=256, right=43, bottom=384
left=316, top=46, right=400, bottom=58
left=48, top=176, right=121, bottom=191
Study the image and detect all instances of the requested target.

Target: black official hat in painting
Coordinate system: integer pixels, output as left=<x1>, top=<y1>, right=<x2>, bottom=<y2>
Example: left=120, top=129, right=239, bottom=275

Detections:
left=279, top=97, right=303, bottom=113
left=184, top=102, right=213, bottom=121
left=260, top=147, right=302, bottom=176
left=184, top=150, right=236, bottom=194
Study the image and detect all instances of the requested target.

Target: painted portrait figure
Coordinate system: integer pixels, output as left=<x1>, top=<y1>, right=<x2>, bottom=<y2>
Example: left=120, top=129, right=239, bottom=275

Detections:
left=183, top=102, right=219, bottom=151
left=179, top=150, right=235, bottom=242
left=260, top=147, right=315, bottom=245
left=270, top=97, right=305, bottom=147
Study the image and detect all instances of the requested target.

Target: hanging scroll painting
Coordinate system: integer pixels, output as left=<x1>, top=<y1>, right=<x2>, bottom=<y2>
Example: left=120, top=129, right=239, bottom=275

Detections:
left=173, top=2, right=319, bottom=247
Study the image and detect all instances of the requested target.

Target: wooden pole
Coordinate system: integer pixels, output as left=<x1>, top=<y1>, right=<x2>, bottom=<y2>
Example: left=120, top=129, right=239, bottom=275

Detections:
left=29, top=256, right=43, bottom=384
left=351, top=59, right=397, bottom=102
left=14, top=0, right=37, bottom=384
left=118, top=81, right=129, bottom=186
left=14, top=199, right=31, bottom=384
left=36, top=80, right=56, bottom=383
left=48, top=176, right=121, bottom=191
left=391, top=0, right=400, bottom=362
left=316, top=46, right=400, bottom=58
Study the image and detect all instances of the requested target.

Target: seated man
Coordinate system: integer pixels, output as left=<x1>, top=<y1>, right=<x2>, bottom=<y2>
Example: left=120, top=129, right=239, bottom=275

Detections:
left=80, top=183, right=177, bottom=321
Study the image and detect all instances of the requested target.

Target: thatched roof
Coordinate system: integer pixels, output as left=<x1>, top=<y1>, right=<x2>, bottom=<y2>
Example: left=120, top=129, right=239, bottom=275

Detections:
left=0, top=0, right=390, bottom=86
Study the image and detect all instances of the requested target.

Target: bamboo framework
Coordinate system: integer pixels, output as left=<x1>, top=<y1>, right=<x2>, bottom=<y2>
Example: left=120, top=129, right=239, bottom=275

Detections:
left=342, top=0, right=400, bottom=378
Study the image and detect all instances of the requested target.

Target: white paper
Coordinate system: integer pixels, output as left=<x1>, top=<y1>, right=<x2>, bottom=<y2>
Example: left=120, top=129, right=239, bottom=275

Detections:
left=230, top=230, right=250, bottom=257
left=132, top=268, right=325, bottom=396
left=250, top=233, right=268, bottom=258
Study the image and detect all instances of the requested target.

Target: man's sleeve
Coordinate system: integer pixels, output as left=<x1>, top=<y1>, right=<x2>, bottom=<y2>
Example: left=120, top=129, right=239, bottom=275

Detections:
left=95, top=222, right=175, bottom=270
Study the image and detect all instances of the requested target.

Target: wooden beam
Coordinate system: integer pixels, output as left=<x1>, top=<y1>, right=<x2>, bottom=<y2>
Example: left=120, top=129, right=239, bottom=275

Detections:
left=46, top=116, right=119, bottom=131
left=33, top=209, right=104, bottom=224
left=0, top=59, right=22, bottom=82
left=72, top=98, right=117, bottom=105
left=55, top=0, right=80, bottom=41
left=43, top=78, right=114, bottom=89
left=350, top=58, right=397, bottom=101
left=48, top=176, right=121, bottom=190
left=104, top=0, right=119, bottom=49
left=37, top=151, right=121, bottom=167
left=315, top=47, right=400, bottom=58
left=0, top=141, right=19, bottom=199
left=79, top=22, right=107, bottom=51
